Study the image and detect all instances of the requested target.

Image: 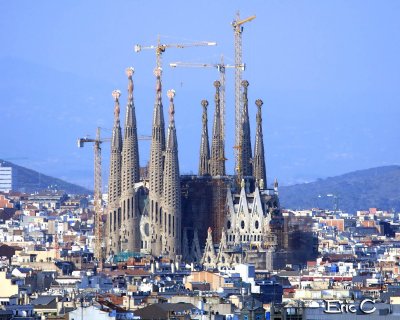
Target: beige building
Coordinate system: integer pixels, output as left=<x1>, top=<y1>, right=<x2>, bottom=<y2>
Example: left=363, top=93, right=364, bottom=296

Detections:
left=184, top=270, right=228, bottom=292
left=0, top=271, right=19, bottom=304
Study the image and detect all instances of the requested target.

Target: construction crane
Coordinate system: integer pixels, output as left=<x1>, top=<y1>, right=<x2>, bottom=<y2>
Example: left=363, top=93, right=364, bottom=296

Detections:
left=78, top=127, right=104, bottom=268
left=78, top=128, right=151, bottom=269
left=134, top=35, right=217, bottom=70
left=232, top=12, right=255, bottom=176
left=169, top=56, right=245, bottom=140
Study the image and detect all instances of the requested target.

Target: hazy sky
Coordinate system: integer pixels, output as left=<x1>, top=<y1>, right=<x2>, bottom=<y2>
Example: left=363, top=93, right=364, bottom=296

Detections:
left=1, top=1, right=399, bottom=190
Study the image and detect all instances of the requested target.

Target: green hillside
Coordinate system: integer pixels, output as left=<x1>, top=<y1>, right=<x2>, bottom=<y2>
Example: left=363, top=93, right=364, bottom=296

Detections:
left=1, top=160, right=91, bottom=195
left=279, top=166, right=400, bottom=213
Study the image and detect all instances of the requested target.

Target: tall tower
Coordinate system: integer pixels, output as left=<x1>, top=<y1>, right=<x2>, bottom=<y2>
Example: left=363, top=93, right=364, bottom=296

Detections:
left=107, top=90, right=123, bottom=255
left=120, top=67, right=141, bottom=252
left=198, top=99, right=210, bottom=176
left=253, top=99, right=267, bottom=187
left=209, top=81, right=225, bottom=176
left=239, top=80, right=252, bottom=179
left=162, top=90, right=182, bottom=259
left=149, top=68, right=166, bottom=256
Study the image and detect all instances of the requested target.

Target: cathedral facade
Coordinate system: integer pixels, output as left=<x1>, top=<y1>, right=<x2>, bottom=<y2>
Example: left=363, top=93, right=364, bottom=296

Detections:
left=104, top=67, right=315, bottom=267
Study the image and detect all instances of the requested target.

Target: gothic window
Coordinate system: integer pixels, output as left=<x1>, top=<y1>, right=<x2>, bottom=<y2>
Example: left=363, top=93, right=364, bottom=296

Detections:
left=255, top=220, right=259, bottom=229
left=123, top=200, right=126, bottom=220
left=241, top=220, right=245, bottom=229
left=227, top=220, right=231, bottom=230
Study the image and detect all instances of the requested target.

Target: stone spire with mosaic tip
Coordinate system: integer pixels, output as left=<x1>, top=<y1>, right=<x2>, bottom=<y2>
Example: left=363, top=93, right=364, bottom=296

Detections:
left=161, top=89, right=182, bottom=259
left=209, top=81, right=225, bottom=176
left=120, top=67, right=141, bottom=252
left=149, top=67, right=166, bottom=256
left=107, top=89, right=123, bottom=255
left=198, top=99, right=210, bottom=176
left=239, top=80, right=253, bottom=179
left=253, top=99, right=267, bottom=188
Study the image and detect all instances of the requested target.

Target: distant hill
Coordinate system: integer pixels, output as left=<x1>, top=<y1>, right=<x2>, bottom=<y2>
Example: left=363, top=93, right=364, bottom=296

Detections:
left=279, top=166, right=400, bottom=213
left=0, top=160, right=91, bottom=195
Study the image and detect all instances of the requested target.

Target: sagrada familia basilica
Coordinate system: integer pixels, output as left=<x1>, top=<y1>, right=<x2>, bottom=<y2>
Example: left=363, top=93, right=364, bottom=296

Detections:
left=105, top=66, right=316, bottom=269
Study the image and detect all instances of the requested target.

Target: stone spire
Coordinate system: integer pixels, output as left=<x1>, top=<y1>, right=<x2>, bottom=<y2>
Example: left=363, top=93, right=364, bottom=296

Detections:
left=253, top=99, right=267, bottom=187
left=120, top=67, right=140, bottom=252
left=162, top=89, right=182, bottom=258
left=198, top=99, right=210, bottom=176
left=149, top=67, right=166, bottom=256
left=209, top=81, right=225, bottom=176
left=201, top=227, right=217, bottom=269
left=239, top=80, right=252, bottom=178
left=107, top=90, right=122, bottom=255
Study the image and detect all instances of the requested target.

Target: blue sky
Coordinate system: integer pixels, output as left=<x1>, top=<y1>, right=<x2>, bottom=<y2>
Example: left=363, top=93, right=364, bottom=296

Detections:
left=1, top=1, right=399, bottom=190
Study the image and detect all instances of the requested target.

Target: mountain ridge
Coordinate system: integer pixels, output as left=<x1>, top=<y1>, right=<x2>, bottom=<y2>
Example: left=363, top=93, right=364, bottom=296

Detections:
left=279, top=165, right=400, bottom=213
left=2, top=159, right=398, bottom=212
left=0, top=160, right=91, bottom=195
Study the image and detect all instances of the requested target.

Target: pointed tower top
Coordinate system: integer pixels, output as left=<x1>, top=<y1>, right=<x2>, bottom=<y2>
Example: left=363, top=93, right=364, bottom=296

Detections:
left=149, top=63, right=166, bottom=200
left=253, top=98, right=267, bottom=187
left=126, top=67, right=134, bottom=97
left=126, top=66, right=134, bottom=77
left=239, top=79, right=252, bottom=179
left=210, top=80, right=225, bottom=176
left=255, top=98, right=263, bottom=108
left=154, top=67, right=162, bottom=77
left=256, top=99, right=263, bottom=125
left=112, top=89, right=121, bottom=100
left=201, top=99, right=209, bottom=126
left=121, top=66, right=140, bottom=191
left=108, top=89, right=123, bottom=209
left=199, top=99, right=210, bottom=176
left=112, top=90, right=121, bottom=119
left=167, top=89, right=176, bottom=122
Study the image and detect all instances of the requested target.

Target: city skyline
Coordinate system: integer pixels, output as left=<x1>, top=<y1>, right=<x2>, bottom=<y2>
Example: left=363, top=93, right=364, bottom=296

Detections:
left=1, top=1, right=400, bottom=189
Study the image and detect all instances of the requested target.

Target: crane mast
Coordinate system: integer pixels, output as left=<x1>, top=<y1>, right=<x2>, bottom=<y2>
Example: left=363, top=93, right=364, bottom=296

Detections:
left=93, top=127, right=102, bottom=266
left=232, top=13, right=255, bottom=176
left=78, top=127, right=104, bottom=268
